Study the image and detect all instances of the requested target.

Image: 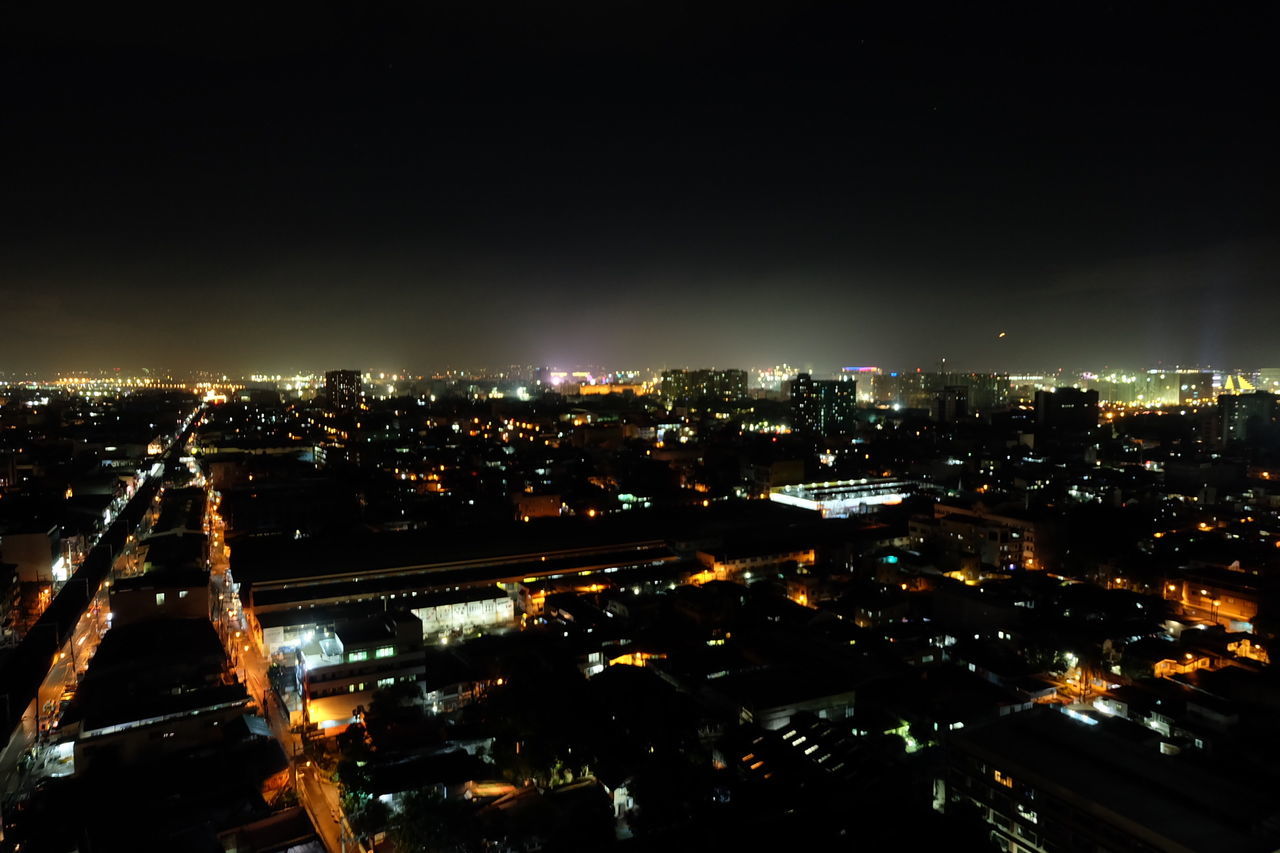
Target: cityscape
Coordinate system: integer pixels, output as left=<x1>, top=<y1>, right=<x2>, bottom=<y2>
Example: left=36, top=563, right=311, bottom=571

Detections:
left=3, top=364, right=1280, bottom=851
left=4, top=4, right=1279, bottom=853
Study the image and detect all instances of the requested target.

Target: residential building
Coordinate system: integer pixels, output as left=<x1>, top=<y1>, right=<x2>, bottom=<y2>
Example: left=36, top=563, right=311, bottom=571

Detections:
left=1219, top=391, right=1277, bottom=446
left=791, top=373, right=857, bottom=435
left=324, top=369, right=363, bottom=413
left=660, top=368, right=748, bottom=407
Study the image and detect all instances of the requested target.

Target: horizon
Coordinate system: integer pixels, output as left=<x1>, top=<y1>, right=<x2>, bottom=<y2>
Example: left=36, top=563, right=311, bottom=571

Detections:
left=4, top=5, right=1278, bottom=372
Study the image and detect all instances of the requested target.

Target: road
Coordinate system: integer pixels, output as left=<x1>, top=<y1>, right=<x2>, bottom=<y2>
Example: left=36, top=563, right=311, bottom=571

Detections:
left=259, top=666, right=361, bottom=853
left=207, top=484, right=361, bottom=853
left=297, top=759, right=349, bottom=853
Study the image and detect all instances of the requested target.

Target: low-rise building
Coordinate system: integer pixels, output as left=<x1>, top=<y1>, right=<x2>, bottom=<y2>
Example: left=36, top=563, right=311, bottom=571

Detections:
left=109, top=567, right=210, bottom=626
left=941, top=707, right=1280, bottom=853
left=695, top=543, right=815, bottom=583
left=412, top=586, right=516, bottom=639
left=301, top=611, right=426, bottom=731
left=62, top=619, right=250, bottom=773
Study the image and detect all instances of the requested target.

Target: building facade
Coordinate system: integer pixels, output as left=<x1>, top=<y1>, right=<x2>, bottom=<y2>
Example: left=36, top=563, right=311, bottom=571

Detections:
left=324, top=369, right=364, bottom=413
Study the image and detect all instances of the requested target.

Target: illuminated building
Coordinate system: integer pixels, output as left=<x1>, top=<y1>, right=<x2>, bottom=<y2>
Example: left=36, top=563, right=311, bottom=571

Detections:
left=1257, top=368, right=1280, bottom=394
left=574, top=383, right=647, bottom=396
left=1176, top=370, right=1216, bottom=405
left=1221, top=373, right=1257, bottom=394
left=770, top=478, right=913, bottom=518
left=1138, top=370, right=1183, bottom=406
left=412, top=587, right=516, bottom=636
left=790, top=373, right=856, bottom=435
left=694, top=543, right=815, bottom=581
left=659, top=368, right=747, bottom=407
left=868, top=370, right=1010, bottom=411
left=755, top=364, right=800, bottom=392
left=1163, top=569, right=1261, bottom=631
left=300, top=611, right=426, bottom=730
left=323, top=369, right=363, bottom=413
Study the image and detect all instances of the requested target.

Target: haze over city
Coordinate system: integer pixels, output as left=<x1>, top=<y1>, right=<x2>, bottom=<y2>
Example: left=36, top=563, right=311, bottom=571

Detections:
left=4, top=5, right=1277, bottom=373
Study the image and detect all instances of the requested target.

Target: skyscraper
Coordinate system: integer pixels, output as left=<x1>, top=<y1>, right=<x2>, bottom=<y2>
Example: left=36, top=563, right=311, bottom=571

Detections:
left=324, top=369, right=364, bottom=413
left=791, top=373, right=857, bottom=435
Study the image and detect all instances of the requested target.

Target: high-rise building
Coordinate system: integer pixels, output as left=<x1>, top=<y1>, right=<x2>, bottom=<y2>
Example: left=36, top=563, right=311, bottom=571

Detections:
left=1219, top=391, right=1277, bottom=445
left=1035, top=387, right=1099, bottom=431
left=324, top=369, right=364, bottom=413
left=660, top=369, right=748, bottom=407
left=934, top=386, right=969, bottom=423
left=791, top=373, right=856, bottom=435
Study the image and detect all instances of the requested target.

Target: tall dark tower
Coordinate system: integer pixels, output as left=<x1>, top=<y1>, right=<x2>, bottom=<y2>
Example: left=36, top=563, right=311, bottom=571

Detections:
left=1219, top=391, right=1278, bottom=446
left=324, top=369, right=363, bottom=414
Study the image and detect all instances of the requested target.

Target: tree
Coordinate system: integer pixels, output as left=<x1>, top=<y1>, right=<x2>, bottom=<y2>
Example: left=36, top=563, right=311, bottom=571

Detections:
left=388, top=787, right=476, bottom=853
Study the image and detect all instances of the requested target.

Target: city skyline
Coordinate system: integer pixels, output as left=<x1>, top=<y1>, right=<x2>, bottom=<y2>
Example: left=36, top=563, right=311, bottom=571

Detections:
left=4, top=359, right=1279, bottom=383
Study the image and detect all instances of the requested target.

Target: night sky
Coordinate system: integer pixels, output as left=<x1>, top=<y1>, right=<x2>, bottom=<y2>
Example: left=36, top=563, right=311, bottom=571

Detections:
left=3, top=4, right=1277, bottom=374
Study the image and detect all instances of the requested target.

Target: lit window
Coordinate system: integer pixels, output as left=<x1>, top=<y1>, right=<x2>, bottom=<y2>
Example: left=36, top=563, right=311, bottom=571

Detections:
left=347, top=650, right=369, bottom=662
left=179, top=590, right=188, bottom=599
left=155, top=593, right=166, bottom=606
left=994, top=769, right=1015, bottom=788
left=375, top=646, right=396, bottom=658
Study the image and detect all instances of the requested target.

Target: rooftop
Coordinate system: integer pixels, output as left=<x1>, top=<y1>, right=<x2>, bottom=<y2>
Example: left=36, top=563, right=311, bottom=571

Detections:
left=951, top=707, right=1280, bottom=853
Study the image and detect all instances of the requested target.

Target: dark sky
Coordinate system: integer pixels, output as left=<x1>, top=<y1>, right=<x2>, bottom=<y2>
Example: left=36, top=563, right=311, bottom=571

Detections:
left=3, top=4, right=1277, bottom=374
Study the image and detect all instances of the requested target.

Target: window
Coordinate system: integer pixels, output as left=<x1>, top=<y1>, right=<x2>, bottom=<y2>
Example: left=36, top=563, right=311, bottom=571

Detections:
left=375, top=645, right=396, bottom=659
left=155, top=593, right=166, bottom=606
left=179, top=590, right=188, bottom=599
left=377, top=677, right=395, bottom=687
left=347, top=650, right=369, bottom=662
left=994, top=770, right=1015, bottom=788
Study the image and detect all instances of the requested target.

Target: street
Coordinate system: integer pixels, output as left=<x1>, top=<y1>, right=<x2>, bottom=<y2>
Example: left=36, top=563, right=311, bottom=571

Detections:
left=206, top=482, right=361, bottom=853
